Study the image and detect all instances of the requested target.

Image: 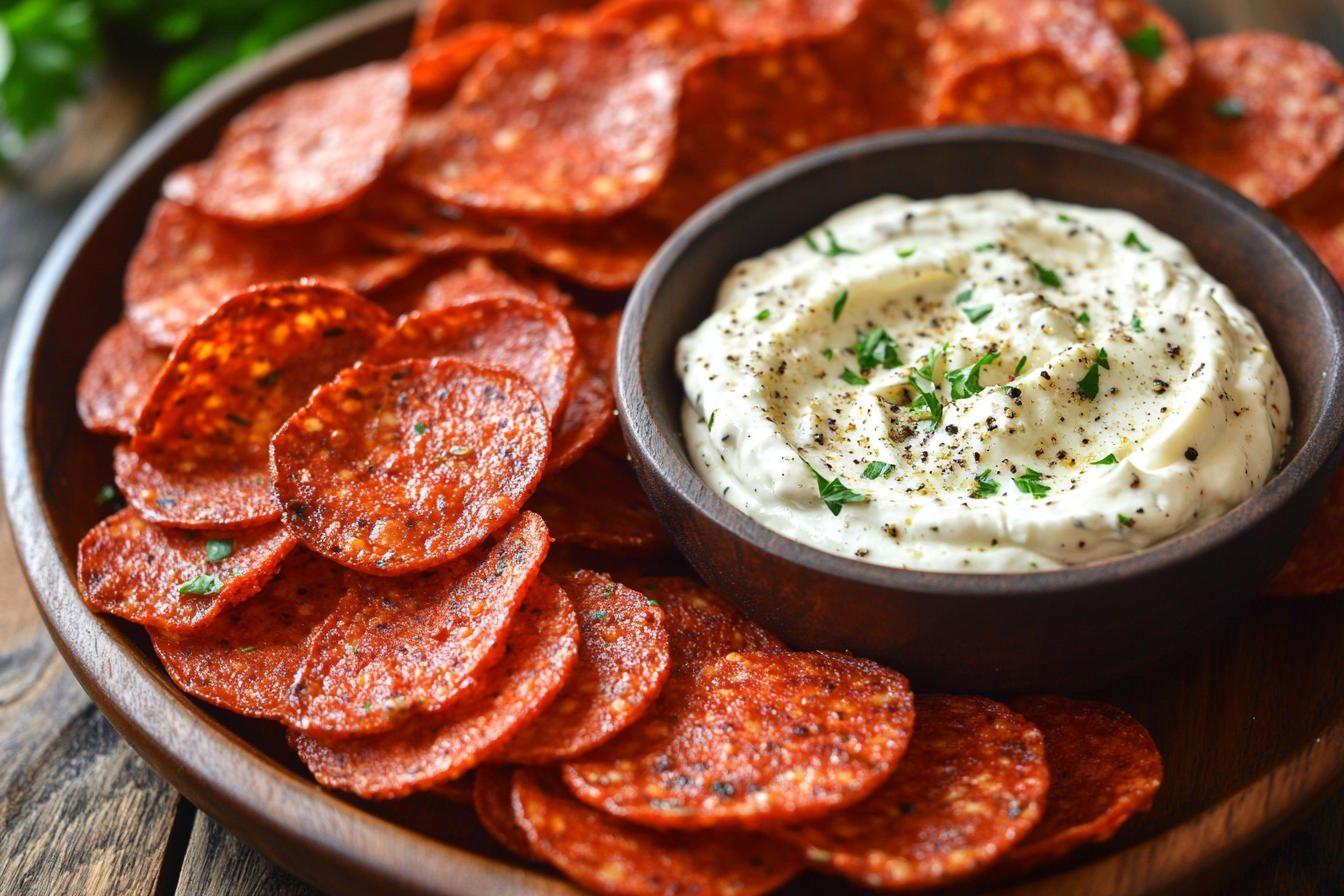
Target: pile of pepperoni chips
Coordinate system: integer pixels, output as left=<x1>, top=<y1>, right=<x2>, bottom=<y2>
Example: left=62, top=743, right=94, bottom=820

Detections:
left=73, top=0, right=1344, bottom=889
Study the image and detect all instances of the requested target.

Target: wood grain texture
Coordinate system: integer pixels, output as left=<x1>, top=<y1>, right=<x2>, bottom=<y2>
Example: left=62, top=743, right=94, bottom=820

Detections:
left=177, top=812, right=323, bottom=896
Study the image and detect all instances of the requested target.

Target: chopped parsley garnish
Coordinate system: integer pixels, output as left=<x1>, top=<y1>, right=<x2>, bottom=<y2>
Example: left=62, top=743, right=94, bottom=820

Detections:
left=1014, top=468, right=1050, bottom=499
left=1078, top=360, right=1102, bottom=399
left=647, top=598, right=661, bottom=607
left=831, top=290, right=849, bottom=321
left=1124, top=231, right=1151, bottom=252
left=807, top=464, right=867, bottom=516
left=974, top=242, right=995, bottom=252
left=1091, top=454, right=1119, bottom=465
left=226, top=413, right=252, bottom=427
left=708, top=410, right=717, bottom=430
left=449, top=445, right=473, bottom=456
left=1118, top=513, right=1135, bottom=527
left=205, top=539, right=234, bottom=563
left=1211, top=96, right=1247, bottom=119
left=179, top=574, right=224, bottom=595
left=840, top=367, right=869, bottom=386
left=600, top=583, right=615, bottom=597
left=897, top=247, right=916, bottom=258
left=96, top=485, right=119, bottom=506
left=237, top=647, right=256, bottom=653
left=946, top=351, right=1001, bottom=401
left=1057, top=213, right=1072, bottom=222
left=413, top=423, right=428, bottom=434
left=1076, top=311, right=1090, bottom=324
left=854, top=327, right=901, bottom=370
left=1096, top=347, right=1110, bottom=370
left=1015, top=355, right=1028, bottom=377
left=754, top=308, right=770, bottom=320
left=963, top=303, right=994, bottom=323
left=590, top=610, right=608, bottom=621
left=907, top=377, right=943, bottom=430
left=915, top=342, right=947, bottom=383
left=972, top=469, right=1000, bottom=499
left=823, top=348, right=833, bottom=360
left=1031, top=261, right=1061, bottom=287
left=1131, top=314, right=1144, bottom=332
left=862, top=461, right=894, bottom=480
left=362, top=701, right=373, bottom=711
left=1122, top=24, right=1165, bottom=60
left=955, top=288, right=973, bottom=304
left=805, top=228, right=858, bottom=257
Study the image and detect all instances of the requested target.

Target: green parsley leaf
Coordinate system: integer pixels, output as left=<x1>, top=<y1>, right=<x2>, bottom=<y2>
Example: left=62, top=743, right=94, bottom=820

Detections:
left=972, top=469, right=999, bottom=499
left=1211, top=96, right=1246, bottom=119
left=413, top=422, right=428, bottom=434
left=1078, top=362, right=1101, bottom=400
left=205, top=539, right=234, bottom=563
left=590, top=610, right=608, bottom=621
left=1057, top=213, right=1072, bottom=222
left=646, top=598, right=661, bottom=606
left=831, top=290, right=849, bottom=321
left=1131, top=314, right=1144, bottom=332
left=1031, top=261, right=1061, bottom=287
left=1015, top=355, right=1028, bottom=377
left=1091, top=454, right=1119, bottom=465
left=807, top=464, right=867, bottom=516
left=1122, top=24, right=1165, bottom=61
left=362, top=700, right=373, bottom=711
left=1096, top=347, right=1110, bottom=370
left=915, top=342, right=947, bottom=383
left=600, top=583, right=615, bottom=597
left=955, top=288, right=973, bottom=304
left=854, top=327, right=901, bottom=370
left=754, top=308, right=770, bottom=320
left=840, top=367, right=869, bottom=386
left=862, top=461, right=894, bottom=480
left=95, top=484, right=119, bottom=506
left=1124, top=231, right=1151, bottom=252
left=823, top=348, right=833, bottom=360
left=897, top=247, right=916, bottom=258
left=226, top=413, right=251, bottom=427
left=1118, top=513, right=1135, bottom=527
left=708, top=410, right=717, bottom=431
left=907, top=377, right=942, bottom=431
left=804, top=228, right=858, bottom=257
left=946, top=351, right=1001, bottom=401
left=1077, top=311, right=1090, bottom=324
left=974, top=242, right=995, bottom=252
left=237, top=646, right=256, bottom=652
left=179, top=574, right=224, bottom=595
left=963, top=303, right=994, bottom=324
left=1014, top=468, right=1050, bottom=499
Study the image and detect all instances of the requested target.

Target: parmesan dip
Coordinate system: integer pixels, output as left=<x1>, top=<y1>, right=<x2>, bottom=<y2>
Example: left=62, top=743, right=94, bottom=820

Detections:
left=676, top=191, right=1289, bottom=572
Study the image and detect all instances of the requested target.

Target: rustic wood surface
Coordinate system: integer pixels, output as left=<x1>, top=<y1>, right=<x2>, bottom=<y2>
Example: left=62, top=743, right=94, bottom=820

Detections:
left=2, top=2, right=1344, bottom=894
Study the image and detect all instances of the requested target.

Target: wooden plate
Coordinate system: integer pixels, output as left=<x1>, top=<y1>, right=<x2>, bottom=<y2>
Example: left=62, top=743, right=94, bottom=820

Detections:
left=3, top=2, right=1343, bottom=893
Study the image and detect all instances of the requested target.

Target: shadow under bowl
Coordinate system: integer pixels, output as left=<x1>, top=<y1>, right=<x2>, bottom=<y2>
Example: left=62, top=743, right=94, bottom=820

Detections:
left=617, top=126, right=1344, bottom=693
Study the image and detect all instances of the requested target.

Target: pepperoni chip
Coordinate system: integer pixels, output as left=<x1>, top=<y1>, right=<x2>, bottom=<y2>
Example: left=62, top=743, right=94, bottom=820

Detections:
left=291, top=512, right=548, bottom=737
left=1278, top=153, right=1344, bottom=288
left=996, top=695, right=1162, bottom=874
left=348, top=180, right=514, bottom=257
left=77, top=507, right=296, bottom=632
left=1139, top=32, right=1344, bottom=208
left=404, top=0, right=720, bottom=220
left=272, top=357, right=550, bottom=574
left=76, top=320, right=169, bottom=437
left=163, top=62, right=409, bottom=226
left=147, top=549, right=345, bottom=721
left=1267, top=458, right=1344, bottom=596
left=563, top=650, right=914, bottom=830
left=506, top=213, right=667, bottom=289
left=706, top=0, right=861, bottom=42
left=406, top=22, right=515, bottom=107
left=414, top=257, right=564, bottom=314
left=291, top=573, right=580, bottom=799
left=474, top=765, right=543, bottom=862
left=926, top=0, right=1142, bottom=143
left=779, top=694, right=1050, bottom=890
left=1097, top=0, right=1192, bottom=113
left=529, top=449, right=670, bottom=553
left=494, top=571, right=670, bottom=763
left=547, top=358, right=616, bottom=471
left=413, top=0, right=596, bottom=45
left=368, top=296, right=578, bottom=423
left=565, top=308, right=621, bottom=385
left=431, top=771, right=479, bottom=804
left=815, top=0, right=940, bottom=132
left=119, top=282, right=391, bottom=529
left=513, top=767, right=804, bottom=895
left=125, top=200, right=419, bottom=348
left=642, top=575, right=785, bottom=667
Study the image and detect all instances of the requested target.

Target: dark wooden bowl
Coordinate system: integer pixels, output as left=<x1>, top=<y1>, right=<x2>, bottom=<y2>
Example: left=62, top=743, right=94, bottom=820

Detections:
left=617, top=127, right=1344, bottom=693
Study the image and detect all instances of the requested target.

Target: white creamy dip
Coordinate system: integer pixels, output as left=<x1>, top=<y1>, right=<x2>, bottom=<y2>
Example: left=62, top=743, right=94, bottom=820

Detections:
left=676, top=191, right=1289, bottom=572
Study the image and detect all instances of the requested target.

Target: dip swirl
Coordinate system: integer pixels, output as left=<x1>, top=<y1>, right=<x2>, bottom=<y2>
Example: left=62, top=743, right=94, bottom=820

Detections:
left=677, top=191, right=1289, bottom=572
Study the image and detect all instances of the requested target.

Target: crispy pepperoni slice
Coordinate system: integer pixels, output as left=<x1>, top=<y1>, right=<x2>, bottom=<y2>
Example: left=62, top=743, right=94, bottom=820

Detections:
left=705, top=0, right=861, bottom=42
left=163, top=62, right=409, bottom=226
left=368, top=296, right=578, bottom=423
left=562, top=650, right=913, bottom=830
left=513, top=766, right=804, bottom=895
left=415, top=257, right=565, bottom=314
left=348, top=179, right=515, bottom=257
left=1266, top=455, right=1344, bottom=596
left=147, top=549, right=345, bottom=720
left=124, top=200, right=419, bottom=348
left=564, top=307, right=620, bottom=385
left=118, top=282, right=391, bottom=529
left=505, top=213, right=667, bottom=289
left=815, top=0, right=940, bottom=131
left=406, top=22, right=515, bottom=108
left=1139, top=32, right=1344, bottom=208
left=76, top=320, right=168, bottom=437
left=493, top=571, right=670, bottom=763
left=290, top=512, right=548, bottom=737
left=779, top=693, right=1049, bottom=889
left=290, top=573, right=579, bottom=799
left=430, top=771, right=479, bottom=804
left=413, top=0, right=596, bottom=46
left=272, top=357, right=549, bottom=574
left=77, top=507, right=296, bottom=632
left=926, top=0, right=1142, bottom=143
left=638, top=575, right=785, bottom=667
left=1097, top=0, right=1192, bottom=113
left=403, top=0, right=720, bottom=221
left=474, top=765, right=543, bottom=862
left=528, top=449, right=670, bottom=553
left=548, top=362, right=615, bottom=472
left=996, top=695, right=1162, bottom=874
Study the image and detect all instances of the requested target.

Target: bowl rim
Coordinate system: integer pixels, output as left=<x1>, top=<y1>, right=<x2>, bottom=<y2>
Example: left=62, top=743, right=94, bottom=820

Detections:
left=618, top=125, right=1344, bottom=596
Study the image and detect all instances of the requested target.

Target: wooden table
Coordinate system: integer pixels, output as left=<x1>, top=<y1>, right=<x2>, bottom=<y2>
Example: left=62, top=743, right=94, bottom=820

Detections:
left=3, top=2, right=1344, bottom=892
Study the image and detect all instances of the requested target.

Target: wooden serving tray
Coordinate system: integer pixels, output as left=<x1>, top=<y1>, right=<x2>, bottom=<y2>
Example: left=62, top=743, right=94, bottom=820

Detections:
left=4, top=1, right=1343, bottom=893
